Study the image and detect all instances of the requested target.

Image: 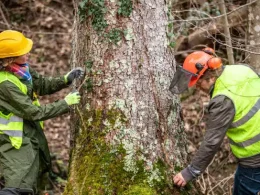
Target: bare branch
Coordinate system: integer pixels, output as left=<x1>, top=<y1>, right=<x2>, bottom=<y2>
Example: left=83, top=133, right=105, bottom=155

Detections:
left=219, top=0, right=235, bottom=64
left=169, top=0, right=258, bottom=22
left=0, top=3, right=10, bottom=28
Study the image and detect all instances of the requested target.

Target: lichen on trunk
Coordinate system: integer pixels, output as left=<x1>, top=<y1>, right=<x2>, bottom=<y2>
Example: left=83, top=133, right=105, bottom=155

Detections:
left=64, top=0, right=189, bottom=194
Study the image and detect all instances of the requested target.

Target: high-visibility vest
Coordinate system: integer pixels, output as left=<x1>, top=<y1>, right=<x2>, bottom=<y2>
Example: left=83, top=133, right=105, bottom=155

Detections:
left=0, top=71, right=43, bottom=149
left=212, top=65, right=260, bottom=158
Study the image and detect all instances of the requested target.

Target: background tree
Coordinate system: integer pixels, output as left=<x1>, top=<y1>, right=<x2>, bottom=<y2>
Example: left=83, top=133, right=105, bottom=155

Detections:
left=64, top=0, right=190, bottom=194
left=247, top=0, right=260, bottom=70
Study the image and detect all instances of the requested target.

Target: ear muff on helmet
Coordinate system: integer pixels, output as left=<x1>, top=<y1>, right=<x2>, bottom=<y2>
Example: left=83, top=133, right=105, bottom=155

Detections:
left=207, top=57, right=222, bottom=69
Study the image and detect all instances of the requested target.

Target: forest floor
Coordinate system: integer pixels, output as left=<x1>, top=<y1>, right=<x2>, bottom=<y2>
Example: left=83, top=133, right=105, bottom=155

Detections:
left=0, top=1, right=236, bottom=194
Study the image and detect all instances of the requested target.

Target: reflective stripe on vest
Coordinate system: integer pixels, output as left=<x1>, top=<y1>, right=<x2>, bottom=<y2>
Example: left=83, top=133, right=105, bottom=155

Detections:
left=228, top=133, right=260, bottom=148
left=0, top=115, right=23, bottom=124
left=228, top=98, right=260, bottom=148
left=0, top=71, right=27, bottom=149
left=1, top=130, right=23, bottom=137
left=212, top=65, right=260, bottom=158
left=230, top=98, right=260, bottom=128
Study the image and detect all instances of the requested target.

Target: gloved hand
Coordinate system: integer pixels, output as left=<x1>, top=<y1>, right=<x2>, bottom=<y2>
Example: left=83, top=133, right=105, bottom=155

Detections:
left=64, top=67, right=85, bottom=85
left=64, top=91, right=81, bottom=106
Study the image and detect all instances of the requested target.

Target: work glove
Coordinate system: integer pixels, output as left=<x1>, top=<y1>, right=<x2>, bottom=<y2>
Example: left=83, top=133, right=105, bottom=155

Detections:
left=64, top=91, right=81, bottom=106
left=64, top=67, right=85, bottom=85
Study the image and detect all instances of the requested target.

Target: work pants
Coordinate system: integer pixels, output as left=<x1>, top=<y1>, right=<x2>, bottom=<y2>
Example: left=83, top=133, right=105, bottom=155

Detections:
left=0, top=134, right=39, bottom=194
left=0, top=188, right=19, bottom=195
left=233, top=164, right=260, bottom=195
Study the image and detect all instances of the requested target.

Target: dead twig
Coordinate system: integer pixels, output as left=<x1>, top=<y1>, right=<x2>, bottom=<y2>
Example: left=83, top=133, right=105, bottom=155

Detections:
left=37, top=2, right=72, bottom=25
left=0, top=3, right=10, bottom=28
left=169, top=0, right=258, bottom=22
left=207, top=174, right=234, bottom=194
left=219, top=0, right=235, bottom=64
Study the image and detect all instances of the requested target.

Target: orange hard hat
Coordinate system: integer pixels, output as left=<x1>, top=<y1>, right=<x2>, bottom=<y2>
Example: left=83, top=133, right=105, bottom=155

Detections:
left=183, top=48, right=222, bottom=87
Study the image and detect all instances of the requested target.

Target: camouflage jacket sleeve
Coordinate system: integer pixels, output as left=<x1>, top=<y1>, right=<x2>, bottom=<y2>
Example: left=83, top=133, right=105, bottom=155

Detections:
left=0, top=80, right=70, bottom=121
left=30, top=67, right=68, bottom=96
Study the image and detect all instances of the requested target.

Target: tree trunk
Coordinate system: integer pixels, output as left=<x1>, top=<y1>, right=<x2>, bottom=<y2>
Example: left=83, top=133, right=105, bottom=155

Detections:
left=219, top=0, right=234, bottom=64
left=248, top=0, right=260, bottom=70
left=64, top=0, right=189, bottom=194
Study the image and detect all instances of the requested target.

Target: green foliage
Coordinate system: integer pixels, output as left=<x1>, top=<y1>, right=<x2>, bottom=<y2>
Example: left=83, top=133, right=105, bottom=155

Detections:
left=152, top=160, right=169, bottom=191
left=167, top=32, right=175, bottom=39
left=83, top=60, right=94, bottom=91
left=118, top=0, right=133, bottom=17
left=106, top=28, right=123, bottom=44
left=85, top=60, right=93, bottom=72
left=78, top=0, right=132, bottom=45
left=78, top=0, right=89, bottom=21
left=174, top=165, right=182, bottom=172
left=168, top=23, right=173, bottom=30
left=169, top=42, right=175, bottom=48
left=78, top=0, right=108, bottom=32
left=85, top=78, right=93, bottom=91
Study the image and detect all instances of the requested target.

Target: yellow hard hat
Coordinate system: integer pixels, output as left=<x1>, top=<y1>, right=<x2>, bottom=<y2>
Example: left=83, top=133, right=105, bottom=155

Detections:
left=0, top=30, right=33, bottom=58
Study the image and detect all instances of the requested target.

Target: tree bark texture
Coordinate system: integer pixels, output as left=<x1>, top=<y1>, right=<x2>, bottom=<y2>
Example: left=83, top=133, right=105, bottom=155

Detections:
left=64, top=0, right=189, bottom=194
left=248, top=0, right=260, bottom=70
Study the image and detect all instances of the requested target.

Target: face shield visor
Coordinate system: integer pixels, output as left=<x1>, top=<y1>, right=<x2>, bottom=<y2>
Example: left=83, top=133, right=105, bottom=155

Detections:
left=169, top=65, right=198, bottom=94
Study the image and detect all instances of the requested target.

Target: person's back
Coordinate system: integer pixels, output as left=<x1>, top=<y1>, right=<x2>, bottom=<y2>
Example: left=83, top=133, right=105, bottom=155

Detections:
left=171, top=48, right=260, bottom=194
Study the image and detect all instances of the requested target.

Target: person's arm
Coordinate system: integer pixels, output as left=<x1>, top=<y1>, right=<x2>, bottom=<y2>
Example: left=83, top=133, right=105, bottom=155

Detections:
left=30, top=67, right=68, bottom=96
left=174, top=95, right=235, bottom=186
left=0, top=81, right=70, bottom=121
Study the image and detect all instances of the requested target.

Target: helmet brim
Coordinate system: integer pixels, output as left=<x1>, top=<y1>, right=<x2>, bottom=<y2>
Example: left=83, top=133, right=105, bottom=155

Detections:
left=189, top=75, right=201, bottom=87
left=19, top=38, right=33, bottom=56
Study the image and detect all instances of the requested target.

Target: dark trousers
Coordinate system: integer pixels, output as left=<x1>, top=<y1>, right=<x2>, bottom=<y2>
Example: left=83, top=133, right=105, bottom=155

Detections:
left=0, top=188, right=34, bottom=195
left=0, top=188, right=19, bottom=195
left=233, top=165, right=260, bottom=195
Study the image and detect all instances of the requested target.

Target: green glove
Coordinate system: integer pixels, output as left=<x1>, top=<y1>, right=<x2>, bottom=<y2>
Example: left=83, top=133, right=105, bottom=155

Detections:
left=64, top=67, right=85, bottom=85
left=64, top=91, right=81, bottom=105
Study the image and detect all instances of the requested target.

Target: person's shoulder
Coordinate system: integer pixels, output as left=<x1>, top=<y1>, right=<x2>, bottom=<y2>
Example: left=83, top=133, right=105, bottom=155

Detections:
left=209, top=95, right=234, bottom=110
left=0, top=79, right=20, bottom=93
left=211, top=94, right=231, bottom=102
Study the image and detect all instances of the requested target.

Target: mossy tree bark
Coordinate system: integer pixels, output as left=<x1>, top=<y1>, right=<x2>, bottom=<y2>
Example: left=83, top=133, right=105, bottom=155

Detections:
left=64, top=0, right=189, bottom=194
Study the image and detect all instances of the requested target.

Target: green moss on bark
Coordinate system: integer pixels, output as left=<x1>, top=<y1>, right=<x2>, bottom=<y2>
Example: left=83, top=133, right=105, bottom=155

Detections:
left=64, top=107, right=186, bottom=195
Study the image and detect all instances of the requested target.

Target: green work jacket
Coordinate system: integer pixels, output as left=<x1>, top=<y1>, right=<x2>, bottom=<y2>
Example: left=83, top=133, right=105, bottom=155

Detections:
left=0, top=67, right=70, bottom=169
left=212, top=65, right=260, bottom=159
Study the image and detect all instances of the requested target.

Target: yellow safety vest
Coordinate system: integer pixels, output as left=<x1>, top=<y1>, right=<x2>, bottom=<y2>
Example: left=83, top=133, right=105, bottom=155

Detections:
left=212, top=65, right=260, bottom=158
left=0, top=71, right=43, bottom=149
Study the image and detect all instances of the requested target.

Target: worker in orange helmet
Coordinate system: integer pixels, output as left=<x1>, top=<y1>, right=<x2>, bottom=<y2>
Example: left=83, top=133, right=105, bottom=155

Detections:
left=170, top=48, right=260, bottom=194
left=0, top=30, right=84, bottom=195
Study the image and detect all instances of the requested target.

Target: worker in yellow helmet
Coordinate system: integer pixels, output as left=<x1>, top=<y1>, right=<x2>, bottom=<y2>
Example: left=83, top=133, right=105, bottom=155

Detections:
left=0, top=30, right=84, bottom=195
left=171, top=48, right=260, bottom=194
